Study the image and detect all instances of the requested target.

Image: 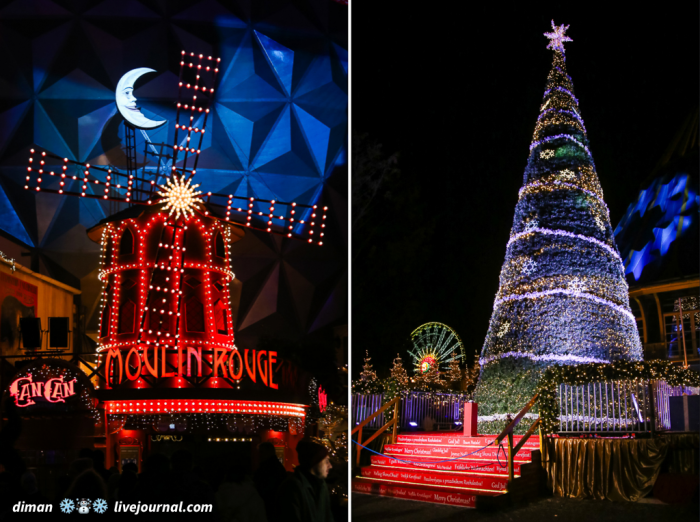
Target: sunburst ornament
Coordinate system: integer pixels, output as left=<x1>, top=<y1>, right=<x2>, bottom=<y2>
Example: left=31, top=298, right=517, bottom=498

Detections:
left=157, top=175, right=203, bottom=219
left=544, top=20, right=572, bottom=53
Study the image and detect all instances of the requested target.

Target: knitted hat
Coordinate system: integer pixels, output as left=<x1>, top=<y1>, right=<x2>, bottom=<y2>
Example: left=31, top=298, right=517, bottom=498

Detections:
left=296, top=438, right=329, bottom=469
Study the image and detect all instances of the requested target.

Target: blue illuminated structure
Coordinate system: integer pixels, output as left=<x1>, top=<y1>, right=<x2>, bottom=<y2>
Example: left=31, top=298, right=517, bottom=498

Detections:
left=615, top=174, right=697, bottom=281
left=0, top=1, right=347, bottom=340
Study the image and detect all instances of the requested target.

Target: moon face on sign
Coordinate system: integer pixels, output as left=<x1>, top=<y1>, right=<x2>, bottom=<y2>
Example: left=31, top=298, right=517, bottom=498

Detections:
left=115, top=68, right=166, bottom=130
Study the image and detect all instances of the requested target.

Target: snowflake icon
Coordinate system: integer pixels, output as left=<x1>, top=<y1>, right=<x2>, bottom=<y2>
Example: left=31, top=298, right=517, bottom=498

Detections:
left=522, top=259, right=537, bottom=275
left=524, top=219, right=539, bottom=232
left=558, top=169, right=576, bottom=182
left=594, top=215, right=606, bottom=231
left=496, top=321, right=510, bottom=338
left=568, top=277, right=586, bottom=294
left=93, top=499, right=108, bottom=514
left=60, top=498, right=75, bottom=514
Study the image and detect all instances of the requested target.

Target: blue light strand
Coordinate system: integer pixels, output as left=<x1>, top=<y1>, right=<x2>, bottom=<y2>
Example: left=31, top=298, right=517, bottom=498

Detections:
left=479, top=351, right=610, bottom=367
left=507, top=227, right=623, bottom=266
left=530, top=134, right=591, bottom=155
left=536, top=108, right=586, bottom=129
left=493, top=288, right=637, bottom=323
left=542, top=86, right=580, bottom=105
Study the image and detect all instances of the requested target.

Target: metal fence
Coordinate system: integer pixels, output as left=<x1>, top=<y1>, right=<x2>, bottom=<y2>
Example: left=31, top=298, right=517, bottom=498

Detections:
left=558, top=380, right=700, bottom=433
left=352, top=392, right=466, bottom=430
left=653, top=382, right=700, bottom=430
left=352, top=393, right=386, bottom=429
left=354, top=381, right=700, bottom=434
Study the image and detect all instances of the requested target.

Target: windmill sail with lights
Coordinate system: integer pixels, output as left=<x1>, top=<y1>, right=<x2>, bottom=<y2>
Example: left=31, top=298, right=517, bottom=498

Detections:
left=24, top=50, right=329, bottom=394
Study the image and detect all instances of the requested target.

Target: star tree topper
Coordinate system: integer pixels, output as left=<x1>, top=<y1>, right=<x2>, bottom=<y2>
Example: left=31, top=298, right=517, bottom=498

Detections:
left=544, top=20, right=572, bottom=53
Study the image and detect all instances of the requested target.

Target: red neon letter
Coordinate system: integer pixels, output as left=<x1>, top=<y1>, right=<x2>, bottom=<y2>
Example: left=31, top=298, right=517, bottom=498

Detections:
left=19, top=383, right=31, bottom=403
left=143, top=345, right=158, bottom=378
left=268, top=351, right=278, bottom=390
left=125, top=347, right=142, bottom=381
left=257, top=351, right=268, bottom=386
left=62, top=380, right=76, bottom=398
left=106, top=348, right=123, bottom=386
left=244, top=349, right=256, bottom=383
left=161, top=347, right=175, bottom=378
left=228, top=349, right=243, bottom=380
left=213, top=348, right=228, bottom=378
left=187, top=347, right=202, bottom=377
left=45, top=377, right=66, bottom=403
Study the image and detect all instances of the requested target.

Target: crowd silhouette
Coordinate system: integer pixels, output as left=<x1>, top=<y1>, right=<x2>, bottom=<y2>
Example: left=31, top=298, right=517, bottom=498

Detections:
left=0, top=402, right=345, bottom=521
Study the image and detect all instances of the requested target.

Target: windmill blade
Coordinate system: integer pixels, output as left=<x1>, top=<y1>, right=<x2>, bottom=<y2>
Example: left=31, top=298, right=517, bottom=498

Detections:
left=200, top=192, right=327, bottom=245
left=26, top=149, right=145, bottom=203
left=173, top=51, right=220, bottom=182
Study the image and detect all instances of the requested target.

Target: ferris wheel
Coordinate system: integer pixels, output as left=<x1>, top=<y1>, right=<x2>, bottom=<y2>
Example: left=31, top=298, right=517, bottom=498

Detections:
left=409, top=322, right=465, bottom=374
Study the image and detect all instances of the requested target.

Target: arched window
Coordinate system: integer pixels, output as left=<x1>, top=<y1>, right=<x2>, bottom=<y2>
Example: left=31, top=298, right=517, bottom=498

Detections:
left=118, top=300, right=135, bottom=334
left=119, top=228, right=134, bottom=255
left=215, top=231, right=225, bottom=258
left=184, top=226, right=205, bottom=263
left=185, top=299, right=205, bottom=333
left=214, top=299, right=228, bottom=335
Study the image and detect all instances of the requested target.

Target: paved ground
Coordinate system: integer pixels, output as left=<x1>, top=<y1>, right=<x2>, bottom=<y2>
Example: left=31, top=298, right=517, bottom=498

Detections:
left=351, top=493, right=699, bottom=521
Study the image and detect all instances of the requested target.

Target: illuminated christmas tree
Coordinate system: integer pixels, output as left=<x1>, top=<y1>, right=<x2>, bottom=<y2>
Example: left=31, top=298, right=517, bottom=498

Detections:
left=389, top=353, right=409, bottom=386
left=463, top=361, right=480, bottom=393
left=474, top=22, right=643, bottom=433
left=415, top=365, right=444, bottom=387
left=360, top=351, right=377, bottom=382
left=445, top=358, right=462, bottom=384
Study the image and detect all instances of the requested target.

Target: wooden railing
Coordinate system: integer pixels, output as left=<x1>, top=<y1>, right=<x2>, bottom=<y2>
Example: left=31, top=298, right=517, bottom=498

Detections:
left=494, top=393, right=540, bottom=482
left=351, top=395, right=400, bottom=467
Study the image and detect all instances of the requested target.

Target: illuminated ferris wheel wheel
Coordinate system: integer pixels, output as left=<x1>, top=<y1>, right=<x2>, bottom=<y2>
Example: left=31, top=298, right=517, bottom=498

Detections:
left=409, top=322, right=465, bottom=374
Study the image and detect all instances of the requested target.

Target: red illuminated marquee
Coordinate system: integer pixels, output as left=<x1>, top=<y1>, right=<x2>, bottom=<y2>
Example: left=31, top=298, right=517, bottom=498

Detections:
left=9, top=374, right=77, bottom=407
left=105, top=346, right=278, bottom=389
left=105, top=399, right=305, bottom=416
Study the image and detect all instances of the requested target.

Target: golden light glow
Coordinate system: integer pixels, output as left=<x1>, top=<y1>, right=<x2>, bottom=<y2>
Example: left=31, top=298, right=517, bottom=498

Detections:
left=156, top=175, right=203, bottom=219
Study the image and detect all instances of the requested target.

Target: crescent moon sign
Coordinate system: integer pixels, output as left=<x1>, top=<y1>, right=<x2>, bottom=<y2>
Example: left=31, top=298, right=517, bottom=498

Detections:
left=115, top=68, right=166, bottom=130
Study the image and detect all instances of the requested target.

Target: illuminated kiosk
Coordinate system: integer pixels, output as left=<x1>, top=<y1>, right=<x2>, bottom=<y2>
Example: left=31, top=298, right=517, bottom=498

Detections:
left=87, top=201, right=309, bottom=471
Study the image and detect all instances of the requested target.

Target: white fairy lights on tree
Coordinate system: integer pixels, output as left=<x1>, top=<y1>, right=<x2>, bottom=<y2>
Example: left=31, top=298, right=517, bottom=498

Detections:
left=389, top=353, right=409, bottom=386
left=360, top=350, right=377, bottom=382
left=474, top=21, right=642, bottom=434
left=445, top=357, right=462, bottom=384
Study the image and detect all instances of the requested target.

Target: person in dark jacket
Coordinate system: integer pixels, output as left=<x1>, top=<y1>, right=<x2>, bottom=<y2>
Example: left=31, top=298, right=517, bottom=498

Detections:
left=276, top=438, right=334, bottom=522
left=254, top=442, right=288, bottom=519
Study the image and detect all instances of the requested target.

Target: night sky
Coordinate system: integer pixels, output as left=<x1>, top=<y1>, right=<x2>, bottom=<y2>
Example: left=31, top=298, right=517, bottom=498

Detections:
left=351, top=5, right=699, bottom=377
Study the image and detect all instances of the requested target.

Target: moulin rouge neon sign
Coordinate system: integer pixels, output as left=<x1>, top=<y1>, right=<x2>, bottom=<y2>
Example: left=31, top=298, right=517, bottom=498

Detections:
left=9, top=374, right=78, bottom=407
left=105, top=347, right=279, bottom=389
